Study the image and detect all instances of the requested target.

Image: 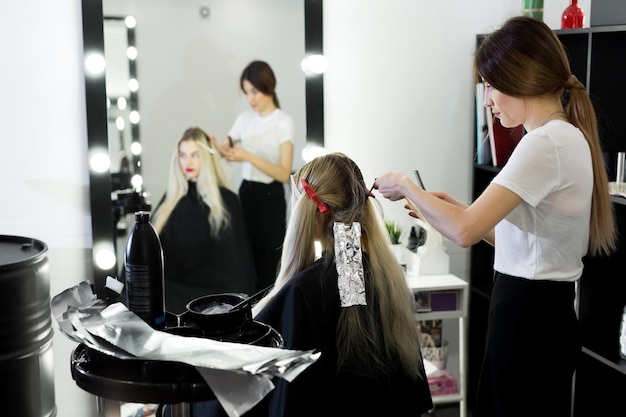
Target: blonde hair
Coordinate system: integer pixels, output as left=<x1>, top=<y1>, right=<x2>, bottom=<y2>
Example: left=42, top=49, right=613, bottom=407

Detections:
left=255, top=152, right=424, bottom=379
left=152, top=127, right=233, bottom=238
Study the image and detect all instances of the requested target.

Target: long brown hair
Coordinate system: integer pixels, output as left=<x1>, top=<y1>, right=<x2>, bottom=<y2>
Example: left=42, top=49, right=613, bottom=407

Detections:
left=240, top=60, right=281, bottom=108
left=474, top=16, right=616, bottom=256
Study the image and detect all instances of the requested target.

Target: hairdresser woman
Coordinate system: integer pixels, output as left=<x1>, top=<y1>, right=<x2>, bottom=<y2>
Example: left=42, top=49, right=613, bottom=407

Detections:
left=375, top=16, right=617, bottom=417
left=220, top=60, right=294, bottom=292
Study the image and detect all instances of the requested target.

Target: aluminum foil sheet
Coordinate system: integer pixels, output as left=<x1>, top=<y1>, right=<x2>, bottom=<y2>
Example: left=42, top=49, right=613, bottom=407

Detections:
left=51, top=281, right=319, bottom=417
left=334, top=222, right=367, bottom=307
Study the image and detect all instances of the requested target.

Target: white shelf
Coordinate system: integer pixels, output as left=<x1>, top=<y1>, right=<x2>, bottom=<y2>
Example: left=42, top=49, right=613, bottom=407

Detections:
left=417, top=310, right=464, bottom=321
left=432, top=392, right=464, bottom=404
left=407, top=273, right=468, bottom=417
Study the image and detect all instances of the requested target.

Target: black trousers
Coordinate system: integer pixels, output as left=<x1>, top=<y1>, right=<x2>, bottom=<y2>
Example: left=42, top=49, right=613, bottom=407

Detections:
left=239, top=180, right=286, bottom=292
left=474, top=273, right=580, bottom=417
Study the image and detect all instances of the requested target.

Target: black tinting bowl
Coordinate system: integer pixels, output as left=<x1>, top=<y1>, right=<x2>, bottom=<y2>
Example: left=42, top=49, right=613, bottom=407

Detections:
left=185, top=293, right=252, bottom=334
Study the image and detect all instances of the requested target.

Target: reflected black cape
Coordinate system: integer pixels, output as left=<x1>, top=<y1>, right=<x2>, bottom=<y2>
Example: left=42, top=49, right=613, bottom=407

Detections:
left=157, top=182, right=257, bottom=314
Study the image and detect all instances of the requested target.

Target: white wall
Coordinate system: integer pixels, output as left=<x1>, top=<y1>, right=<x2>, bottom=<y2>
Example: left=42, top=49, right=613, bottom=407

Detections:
left=0, top=0, right=591, bottom=415
left=1, top=1, right=99, bottom=416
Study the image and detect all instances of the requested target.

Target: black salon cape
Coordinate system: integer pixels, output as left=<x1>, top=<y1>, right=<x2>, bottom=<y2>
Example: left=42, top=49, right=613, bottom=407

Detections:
left=156, top=182, right=257, bottom=314
left=196, top=258, right=433, bottom=417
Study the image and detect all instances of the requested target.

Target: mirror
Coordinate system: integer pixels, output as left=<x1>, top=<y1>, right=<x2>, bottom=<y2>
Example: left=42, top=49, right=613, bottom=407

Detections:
left=81, top=0, right=323, bottom=296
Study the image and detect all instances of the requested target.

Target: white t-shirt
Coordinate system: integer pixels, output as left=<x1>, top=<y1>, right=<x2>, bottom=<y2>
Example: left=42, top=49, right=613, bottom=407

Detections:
left=228, top=108, right=294, bottom=184
left=492, top=120, right=592, bottom=281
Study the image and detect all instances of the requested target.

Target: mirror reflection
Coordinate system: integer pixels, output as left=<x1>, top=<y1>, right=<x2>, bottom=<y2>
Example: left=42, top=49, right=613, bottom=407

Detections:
left=103, top=0, right=307, bottom=206
left=87, top=0, right=323, bottom=291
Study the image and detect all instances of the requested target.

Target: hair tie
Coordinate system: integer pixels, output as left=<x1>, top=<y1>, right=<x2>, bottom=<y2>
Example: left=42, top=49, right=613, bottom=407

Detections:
left=565, top=74, right=579, bottom=90
left=301, top=179, right=330, bottom=215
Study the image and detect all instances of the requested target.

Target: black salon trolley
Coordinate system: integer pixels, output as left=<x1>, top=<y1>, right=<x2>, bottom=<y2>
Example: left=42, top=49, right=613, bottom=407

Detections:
left=70, top=313, right=283, bottom=417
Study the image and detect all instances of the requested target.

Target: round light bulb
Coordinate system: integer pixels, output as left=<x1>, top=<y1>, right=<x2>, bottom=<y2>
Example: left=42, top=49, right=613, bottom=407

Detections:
left=131, top=174, right=143, bottom=189
left=117, top=96, right=127, bottom=110
left=301, top=54, right=328, bottom=74
left=130, top=141, right=142, bottom=155
left=129, top=110, right=140, bottom=124
left=95, top=246, right=117, bottom=270
left=127, top=46, right=137, bottom=60
left=85, top=53, right=106, bottom=75
left=90, top=151, right=111, bottom=173
left=116, top=116, right=125, bottom=131
left=125, top=15, right=136, bottom=29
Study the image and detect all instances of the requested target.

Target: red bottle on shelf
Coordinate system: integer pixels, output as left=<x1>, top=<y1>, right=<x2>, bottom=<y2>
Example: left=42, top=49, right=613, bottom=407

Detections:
left=561, top=0, right=585, bottom=29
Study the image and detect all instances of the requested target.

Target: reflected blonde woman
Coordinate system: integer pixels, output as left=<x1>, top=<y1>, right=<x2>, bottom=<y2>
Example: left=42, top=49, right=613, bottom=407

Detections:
left=151, top=127, right=257, bottom=313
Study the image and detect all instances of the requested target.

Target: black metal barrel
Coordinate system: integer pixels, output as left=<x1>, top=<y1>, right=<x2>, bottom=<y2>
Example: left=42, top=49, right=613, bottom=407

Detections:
left=0, top=235, right=56, bottom=417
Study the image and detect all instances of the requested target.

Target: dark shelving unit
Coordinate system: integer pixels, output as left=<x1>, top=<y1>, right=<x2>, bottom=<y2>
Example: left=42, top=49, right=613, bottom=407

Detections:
left=574, top=196, right=626, bottom=416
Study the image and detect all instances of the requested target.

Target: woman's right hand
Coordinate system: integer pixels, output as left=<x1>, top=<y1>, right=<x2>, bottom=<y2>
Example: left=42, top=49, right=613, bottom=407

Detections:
left=374, top=171, right=411, bottom=201
left=216, top=137, right=232, bottom=156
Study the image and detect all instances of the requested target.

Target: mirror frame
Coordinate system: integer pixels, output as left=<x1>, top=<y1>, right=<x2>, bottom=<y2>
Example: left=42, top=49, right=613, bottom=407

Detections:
left=81, top=0, right=324, bottom=297
left=103, top=15, right=141, bottom=180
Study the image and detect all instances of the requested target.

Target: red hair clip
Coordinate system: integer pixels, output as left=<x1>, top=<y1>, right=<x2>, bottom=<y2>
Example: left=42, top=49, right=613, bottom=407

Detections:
left=301, top=179, right=331, bottom=215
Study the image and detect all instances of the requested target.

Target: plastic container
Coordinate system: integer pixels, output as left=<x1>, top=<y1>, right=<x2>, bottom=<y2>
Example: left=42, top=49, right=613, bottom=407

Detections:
left=421, top=340, right=449, bottom=370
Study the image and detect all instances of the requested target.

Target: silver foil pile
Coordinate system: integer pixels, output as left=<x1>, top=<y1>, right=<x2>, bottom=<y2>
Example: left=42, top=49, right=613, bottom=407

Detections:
left=51, top=281, right=319, bottom=417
